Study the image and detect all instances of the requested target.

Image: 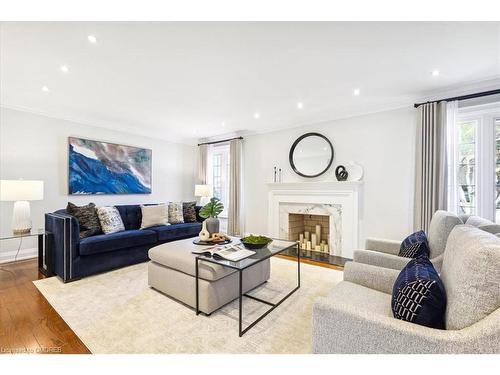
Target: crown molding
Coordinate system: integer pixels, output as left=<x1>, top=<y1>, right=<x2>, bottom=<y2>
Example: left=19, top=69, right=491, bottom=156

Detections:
left=0, top=103, right=195, bottom=146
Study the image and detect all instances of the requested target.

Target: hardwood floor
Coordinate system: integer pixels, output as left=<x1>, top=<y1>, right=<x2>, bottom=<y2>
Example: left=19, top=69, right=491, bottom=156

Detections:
left=0, top=258, right=90, bottom=354
left=0, top=255, right=342, bottom=354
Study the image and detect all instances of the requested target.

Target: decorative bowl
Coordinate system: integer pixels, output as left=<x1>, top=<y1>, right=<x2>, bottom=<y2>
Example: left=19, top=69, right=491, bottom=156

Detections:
left=240, top=235, right=273, bottom=249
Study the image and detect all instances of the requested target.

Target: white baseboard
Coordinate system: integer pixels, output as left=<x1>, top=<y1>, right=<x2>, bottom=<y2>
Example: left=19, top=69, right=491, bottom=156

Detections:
left=0, top=247, right=37, bottom=264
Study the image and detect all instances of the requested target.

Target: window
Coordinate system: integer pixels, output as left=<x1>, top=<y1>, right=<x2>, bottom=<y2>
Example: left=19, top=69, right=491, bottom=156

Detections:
left=448, top=102, right=500, bottom=222
left=206, top=143, right=230, bottom=232
left=456, top=120, right=477, bottom=215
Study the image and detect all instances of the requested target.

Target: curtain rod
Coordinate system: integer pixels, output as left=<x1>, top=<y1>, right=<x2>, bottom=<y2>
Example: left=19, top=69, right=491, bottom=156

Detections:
left=414, top=89, right=500, bottom=108
left=197, top=136, right=243, bottom=146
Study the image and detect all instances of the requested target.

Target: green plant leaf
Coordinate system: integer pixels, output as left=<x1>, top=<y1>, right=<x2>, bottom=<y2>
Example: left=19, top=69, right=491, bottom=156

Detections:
left=199, top=197, right=224, bottom=218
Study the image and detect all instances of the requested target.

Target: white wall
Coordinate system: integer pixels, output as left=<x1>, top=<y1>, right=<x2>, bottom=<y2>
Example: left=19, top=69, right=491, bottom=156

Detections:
left=0, top=108, right=196, bottom=262
left=243, top=107, right=416, bottom=252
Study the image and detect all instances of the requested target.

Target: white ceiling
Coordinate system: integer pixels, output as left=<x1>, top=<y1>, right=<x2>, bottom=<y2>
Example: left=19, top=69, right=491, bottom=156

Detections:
left=1, top=22, right=499, bottom=144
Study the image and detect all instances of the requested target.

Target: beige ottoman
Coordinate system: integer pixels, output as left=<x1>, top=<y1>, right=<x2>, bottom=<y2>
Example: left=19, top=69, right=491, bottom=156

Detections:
left=148, top=238, right=271, bottom=314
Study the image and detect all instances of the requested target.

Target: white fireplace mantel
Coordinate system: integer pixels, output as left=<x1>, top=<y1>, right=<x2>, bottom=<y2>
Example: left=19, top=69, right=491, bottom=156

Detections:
left=267, top=181, right=363, bottom=259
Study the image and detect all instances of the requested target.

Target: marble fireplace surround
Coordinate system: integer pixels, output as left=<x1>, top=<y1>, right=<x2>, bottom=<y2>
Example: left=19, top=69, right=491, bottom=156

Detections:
left=267, top=181, right=362, bottom=259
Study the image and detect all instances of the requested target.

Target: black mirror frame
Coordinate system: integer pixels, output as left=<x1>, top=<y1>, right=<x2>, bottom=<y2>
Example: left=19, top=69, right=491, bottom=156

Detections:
left=289, top=132, right=334, bottom=178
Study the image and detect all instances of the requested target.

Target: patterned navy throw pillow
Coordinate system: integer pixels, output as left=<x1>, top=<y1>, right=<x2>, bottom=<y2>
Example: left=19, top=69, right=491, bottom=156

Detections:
left=391, top=256, right=447, bottom=329
left=399, top=230, right=430, bottom=258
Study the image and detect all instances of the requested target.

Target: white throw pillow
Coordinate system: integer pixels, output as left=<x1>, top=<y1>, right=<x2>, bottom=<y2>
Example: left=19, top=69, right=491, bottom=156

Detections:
left=97, top=206, right=125, bottom=234
left=140, top=204, right=169, bottom=229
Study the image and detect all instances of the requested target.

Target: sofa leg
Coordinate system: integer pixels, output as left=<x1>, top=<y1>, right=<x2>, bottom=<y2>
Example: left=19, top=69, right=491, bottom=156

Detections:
left=62, top=276, right=82, bottom=283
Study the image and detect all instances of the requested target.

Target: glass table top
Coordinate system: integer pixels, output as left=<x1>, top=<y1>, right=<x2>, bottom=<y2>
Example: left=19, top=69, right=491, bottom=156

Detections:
left=196, top=238, right=298, bottom=270
left=0, top=228, right=47, bottom=241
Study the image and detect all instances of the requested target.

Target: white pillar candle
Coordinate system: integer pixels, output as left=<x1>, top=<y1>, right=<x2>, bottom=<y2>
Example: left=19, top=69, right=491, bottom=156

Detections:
left=315, top=245, right=321, bottom=251
left=324, top=244, right=329, bottom=253
left=299, top=233, right=304, bottom=243
left=315, top=224, right=321, bottom=243
left=304, top=231, right=310, bottom=241
left=306, top=241, right=311, bottom=250
left=311, top=233, right=317, bottom=249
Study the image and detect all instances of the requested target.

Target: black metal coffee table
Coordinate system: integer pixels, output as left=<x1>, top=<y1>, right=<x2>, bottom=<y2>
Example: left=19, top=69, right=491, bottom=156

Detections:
left=195, top=239, right=300, bottom=337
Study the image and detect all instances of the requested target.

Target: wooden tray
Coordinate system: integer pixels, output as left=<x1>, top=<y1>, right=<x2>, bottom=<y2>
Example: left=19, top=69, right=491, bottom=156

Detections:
left=192, top=238, right=232, bottom=246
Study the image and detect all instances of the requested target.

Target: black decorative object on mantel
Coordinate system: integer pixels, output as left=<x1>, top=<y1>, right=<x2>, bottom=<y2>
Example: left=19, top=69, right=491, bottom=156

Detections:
left=335, top=165, right=348, bottom=181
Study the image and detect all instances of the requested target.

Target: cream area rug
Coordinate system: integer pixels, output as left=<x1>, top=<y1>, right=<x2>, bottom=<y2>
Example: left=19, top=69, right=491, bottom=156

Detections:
left=34, top=258, right=343, bottom=353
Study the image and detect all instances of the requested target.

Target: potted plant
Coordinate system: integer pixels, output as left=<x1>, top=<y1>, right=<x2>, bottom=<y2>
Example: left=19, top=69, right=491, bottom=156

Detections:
left=199, top=197, right=224, bottom=234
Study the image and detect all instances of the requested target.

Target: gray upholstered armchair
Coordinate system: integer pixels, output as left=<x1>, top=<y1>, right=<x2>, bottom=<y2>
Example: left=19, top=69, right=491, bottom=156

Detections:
left=353, top=210, right=463, bottom=272
left=312, top=225, right=500, bottom=354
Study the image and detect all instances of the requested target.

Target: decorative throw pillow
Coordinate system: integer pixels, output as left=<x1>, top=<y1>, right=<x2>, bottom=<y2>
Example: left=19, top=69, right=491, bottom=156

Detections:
left=66, top=202, right=102, bottom=238
left=399, top=230, right=430, bottom=258
left=392, top=256, right=447, bottom=329
left=140, top=204, right=169, bottom=229
left=182, top=201, right=197, bottom=223
left=97, top=206, right=125, bottom=234
left=168, top=202, right=184, bottom=224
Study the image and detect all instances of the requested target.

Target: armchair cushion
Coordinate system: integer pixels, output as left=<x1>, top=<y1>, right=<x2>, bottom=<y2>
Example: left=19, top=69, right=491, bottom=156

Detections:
left=353, top=249, right=411, bottom=270
left=392, top=256, right=447, bottom=329
left=343, top=261, right=400, bottom=294
left=364, top=238, right=401, bottom=255
left=465, top=215, right=494, bottom=227
left=427, top=210, right=462, bottom=258
left=441, top=225, right=500, bottom=330
left=478, top=224, right=500, bottom=235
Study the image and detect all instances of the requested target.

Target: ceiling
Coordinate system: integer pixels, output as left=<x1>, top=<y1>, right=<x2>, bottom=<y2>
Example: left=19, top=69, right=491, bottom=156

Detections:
left=1, top=22, right=499, bottom=144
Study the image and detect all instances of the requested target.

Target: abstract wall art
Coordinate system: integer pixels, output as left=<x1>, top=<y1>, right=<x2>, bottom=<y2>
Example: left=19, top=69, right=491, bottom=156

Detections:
left=68, top=137, right=152, bottom=195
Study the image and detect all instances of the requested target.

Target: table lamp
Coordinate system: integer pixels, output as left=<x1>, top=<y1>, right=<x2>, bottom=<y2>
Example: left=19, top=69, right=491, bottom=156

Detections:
left=0, top=179, right=44, bottom=234
left=194, top=184, right=210, bottom=205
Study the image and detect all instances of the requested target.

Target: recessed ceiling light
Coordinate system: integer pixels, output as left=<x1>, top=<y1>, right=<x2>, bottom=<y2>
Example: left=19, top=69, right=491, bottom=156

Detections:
left=353, top=88, right=360, bottom=96
left=60, top=65, right=69, bottom=73
left=297, top=102, right=304, bottom=109
left=87, top=35, right=98, bottom=44
left=254, top=112, right=260, bottom=119
left=41, top=86, right=49, bottom=92
left=432, top=69, right=440, bottom=77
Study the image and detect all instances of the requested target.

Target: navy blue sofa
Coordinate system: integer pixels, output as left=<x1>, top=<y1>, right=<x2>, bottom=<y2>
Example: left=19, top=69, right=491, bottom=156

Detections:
left=45, top=204, right=203, bottom=282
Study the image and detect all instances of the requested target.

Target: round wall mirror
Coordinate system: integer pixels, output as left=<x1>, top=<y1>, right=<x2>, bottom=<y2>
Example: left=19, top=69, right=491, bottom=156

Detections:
left=289, top=133, right=334, bottom=178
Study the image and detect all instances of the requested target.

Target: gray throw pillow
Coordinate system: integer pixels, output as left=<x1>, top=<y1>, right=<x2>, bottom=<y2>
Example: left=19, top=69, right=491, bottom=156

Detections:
left=182, top=201, right=197, bottom=223
left=66, top=202, right=102, bottom=238
left=97, top=206, right=125, bottom=234
left=168, top=202, right=184, bottom=224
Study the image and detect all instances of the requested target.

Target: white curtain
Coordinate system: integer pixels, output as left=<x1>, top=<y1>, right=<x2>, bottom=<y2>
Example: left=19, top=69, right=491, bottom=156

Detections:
left=446, top=101, right=459, bottom=213
left=228, top=138, right=243, bottom=236
left=414, top=102, right=448, bottom=232
left=197, top=144, right=208, bottom=184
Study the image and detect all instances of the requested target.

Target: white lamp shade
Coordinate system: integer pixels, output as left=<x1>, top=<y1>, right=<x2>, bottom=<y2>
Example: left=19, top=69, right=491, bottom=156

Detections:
left=0, top=180, right=44, bottom=201
left=194, top=184, right=210, bottom=197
